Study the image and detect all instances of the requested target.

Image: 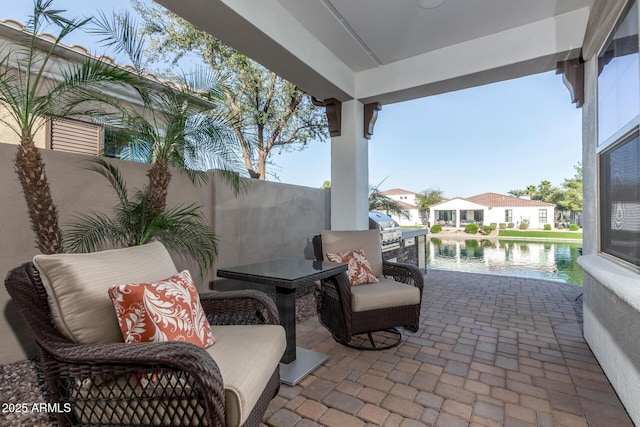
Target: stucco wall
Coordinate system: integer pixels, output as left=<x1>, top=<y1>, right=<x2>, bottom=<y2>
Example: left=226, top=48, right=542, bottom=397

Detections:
left=579, top=28, right=640, bottom=426
left=0, top=106, right=47, bottom=148
left=0, top=142, right=329, bottom=364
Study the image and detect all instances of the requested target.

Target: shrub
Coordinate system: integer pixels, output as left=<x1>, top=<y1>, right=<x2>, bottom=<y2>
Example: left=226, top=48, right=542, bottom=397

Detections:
left=543, top=224, right=552, bottom=231
left=464, top=223, right=479, bottom=234
left=489, top=223, right=497, bottom=230
left=499, top=223, right=506, bottom=229
left=519, top=222, right=529, bottom=230
left=507, top=222, right=515, bottom=228
left=430, top=224, right=442, bottom=234
left=569, top=224, right=580, bottom=231
left=480, top=225, right=493, bottom=235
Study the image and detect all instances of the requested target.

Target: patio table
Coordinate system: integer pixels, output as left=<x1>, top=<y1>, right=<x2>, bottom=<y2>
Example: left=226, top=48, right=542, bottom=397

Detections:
left=216, top=258, right=348, bottom=385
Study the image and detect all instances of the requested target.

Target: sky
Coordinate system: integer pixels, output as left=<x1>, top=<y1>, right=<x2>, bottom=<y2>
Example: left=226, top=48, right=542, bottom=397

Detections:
left=3, top=1, right=583, bottom=199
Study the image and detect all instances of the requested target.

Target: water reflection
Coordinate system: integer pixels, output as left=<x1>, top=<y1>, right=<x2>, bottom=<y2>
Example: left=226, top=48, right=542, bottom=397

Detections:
left=428, top=238, right=583, bottom=285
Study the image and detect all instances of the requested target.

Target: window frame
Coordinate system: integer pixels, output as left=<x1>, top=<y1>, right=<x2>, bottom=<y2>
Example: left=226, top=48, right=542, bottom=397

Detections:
left=597, top=0, right=640, bottom=270
left=538, top=209, right=547, bottom=224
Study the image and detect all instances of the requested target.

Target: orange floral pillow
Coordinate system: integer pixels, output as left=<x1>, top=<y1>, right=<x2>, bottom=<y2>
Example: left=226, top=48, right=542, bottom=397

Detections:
left=326, top=248, right=379, bottom=286
left=108, top=270, right=215, bottom=348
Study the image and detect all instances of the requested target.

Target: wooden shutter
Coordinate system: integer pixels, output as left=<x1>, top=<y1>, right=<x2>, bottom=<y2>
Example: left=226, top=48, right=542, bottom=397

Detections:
left=50, top=119, right=101, bottom=155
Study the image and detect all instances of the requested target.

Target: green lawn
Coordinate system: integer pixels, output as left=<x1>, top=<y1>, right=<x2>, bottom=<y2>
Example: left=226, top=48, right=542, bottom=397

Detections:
left=498, top=230, right=583, bottom=239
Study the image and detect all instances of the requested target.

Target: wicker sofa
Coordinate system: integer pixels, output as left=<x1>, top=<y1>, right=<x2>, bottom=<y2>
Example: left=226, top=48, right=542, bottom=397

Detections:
left=312, top=230, right=424, bottom=349
left=4, top=242, right=285, bottom=427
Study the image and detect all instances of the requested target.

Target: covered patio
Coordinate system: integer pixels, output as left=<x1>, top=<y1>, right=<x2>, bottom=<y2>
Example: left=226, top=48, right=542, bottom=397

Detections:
left=264, top=270, right=632, bottom=427
left=2, top=270, right=633, bottom=427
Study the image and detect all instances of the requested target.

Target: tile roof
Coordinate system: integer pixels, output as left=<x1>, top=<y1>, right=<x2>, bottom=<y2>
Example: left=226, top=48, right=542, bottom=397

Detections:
left=381, top=188, right=417, bottom=196
left=466, top=192, right=555, bottom=207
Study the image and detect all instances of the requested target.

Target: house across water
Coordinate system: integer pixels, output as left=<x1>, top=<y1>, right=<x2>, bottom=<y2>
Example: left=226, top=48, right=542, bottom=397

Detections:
left=429, top=192, right=555, bottom=230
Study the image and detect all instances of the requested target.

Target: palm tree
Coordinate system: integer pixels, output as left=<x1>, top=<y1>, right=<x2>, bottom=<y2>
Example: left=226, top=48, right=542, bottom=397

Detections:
left=525, top=185, right=537, bottom=200
left=368, top=181, right=409, bottom=220
left=508, top=189, right=526, bottom=198
left=0, top=0, right=138, bottom=254
left=92, top=11, right=243, bottom=216
left=64, top=158, right=218, bottom=275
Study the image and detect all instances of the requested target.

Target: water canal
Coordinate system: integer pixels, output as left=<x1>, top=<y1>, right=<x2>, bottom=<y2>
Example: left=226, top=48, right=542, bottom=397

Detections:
left=427, top=238, right=584, bottom=285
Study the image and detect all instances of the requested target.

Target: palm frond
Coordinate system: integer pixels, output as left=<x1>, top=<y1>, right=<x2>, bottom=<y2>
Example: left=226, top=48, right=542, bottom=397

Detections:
left=83, top=157, right=129, bottom=206
left=63, top=212, right=121, bottom=253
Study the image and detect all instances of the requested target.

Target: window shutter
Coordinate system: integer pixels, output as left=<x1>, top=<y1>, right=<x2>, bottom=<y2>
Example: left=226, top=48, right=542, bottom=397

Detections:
left=50, top=119, right=101, bottom=155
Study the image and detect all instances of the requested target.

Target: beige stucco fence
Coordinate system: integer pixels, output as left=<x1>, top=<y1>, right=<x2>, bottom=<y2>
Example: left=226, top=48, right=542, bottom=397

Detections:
left=0, top=142, right=330, bottom=364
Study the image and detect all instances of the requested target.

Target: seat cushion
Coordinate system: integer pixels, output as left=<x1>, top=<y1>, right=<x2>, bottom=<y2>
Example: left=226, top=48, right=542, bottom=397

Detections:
left=321, top=230, right=383, bottom=277
left=33, top=241, right=178, bottom=344
left=206, top=324, right=286, bottom=427
left=350, top=277, right=421, bottom=312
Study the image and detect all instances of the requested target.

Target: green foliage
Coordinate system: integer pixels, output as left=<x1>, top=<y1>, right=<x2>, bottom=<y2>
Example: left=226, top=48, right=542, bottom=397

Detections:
left=519, top=222, right=529, bottom=230
left=64, top=158, right=218, bottom=275
left=544, top=224, right=552, bottom=230
left=464, top=223, right=479, bottom=234
left=430, top=224, right=442, bottom=234
left=368, top=179, right=409, bottom=219
left=91, top=11, right=244, bottom=209
left=498, top=230, right=583, bottom=239
left=480, top=225, right=493, bottom=235
left=569, top=224, right=580, bottom=231
left=489, top=223, right=497, bottom=230
left=499, top=223, right=507, bottom=229
left=507, top=222, right=515, bottom=228
left=132, top=0, right=328, bottom=180
left=430, top=237, right=442, bottom=245
left=416, top=188, right=443, bottom=216
left=0, top=0, right=141, bottom=254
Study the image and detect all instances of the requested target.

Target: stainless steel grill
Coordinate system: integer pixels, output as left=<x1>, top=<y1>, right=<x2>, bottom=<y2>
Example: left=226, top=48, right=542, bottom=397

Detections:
left=368, top=211, right=402, bottom=252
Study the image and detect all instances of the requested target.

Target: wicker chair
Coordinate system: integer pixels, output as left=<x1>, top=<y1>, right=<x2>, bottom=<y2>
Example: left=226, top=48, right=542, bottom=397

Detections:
left=312, top=230, right=424, bottom=350
left=5, top=261, right=283, bottom=427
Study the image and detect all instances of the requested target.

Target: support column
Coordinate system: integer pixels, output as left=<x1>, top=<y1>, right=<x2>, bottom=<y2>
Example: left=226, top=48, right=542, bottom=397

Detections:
left=330, top=100, right=369, bottom=230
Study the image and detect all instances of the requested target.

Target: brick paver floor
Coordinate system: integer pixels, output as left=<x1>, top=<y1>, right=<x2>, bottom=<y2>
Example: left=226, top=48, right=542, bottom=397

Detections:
left=262, top=269, right=635, bottom=427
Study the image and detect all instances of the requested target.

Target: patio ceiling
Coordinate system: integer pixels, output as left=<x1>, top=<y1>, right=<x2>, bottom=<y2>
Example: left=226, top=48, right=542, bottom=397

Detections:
left=155, top=0, right=592, bottom=105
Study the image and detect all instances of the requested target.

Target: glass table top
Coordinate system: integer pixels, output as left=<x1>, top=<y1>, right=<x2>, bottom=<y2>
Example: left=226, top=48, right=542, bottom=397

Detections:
left=217, top=258, right=346, bottom=283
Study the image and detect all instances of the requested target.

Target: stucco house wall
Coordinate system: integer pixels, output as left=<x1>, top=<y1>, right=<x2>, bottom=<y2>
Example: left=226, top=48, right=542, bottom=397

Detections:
left=430, top=194, right=555, bottom=230
left=577, top=3, right=640, bottom=424
left=381, top=189, right=423, bottom=226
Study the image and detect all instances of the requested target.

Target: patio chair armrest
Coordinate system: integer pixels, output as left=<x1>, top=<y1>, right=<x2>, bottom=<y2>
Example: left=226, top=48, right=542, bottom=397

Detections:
left=200, top=289, right=280, bottom=325
left=383, top=261, right=424, bottom=293
left=47, top=341, right=225, bottom=424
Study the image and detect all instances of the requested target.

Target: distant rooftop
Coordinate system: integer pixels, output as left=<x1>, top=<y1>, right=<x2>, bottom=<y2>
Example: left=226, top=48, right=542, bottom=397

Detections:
left=466, top=192, right=555, bottom=207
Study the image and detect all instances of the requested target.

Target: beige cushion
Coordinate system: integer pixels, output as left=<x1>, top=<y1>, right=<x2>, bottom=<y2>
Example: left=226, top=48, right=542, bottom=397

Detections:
left=350, top=277, right=421, bottom=312
left=33, top=242, right=178, bottom=344
left=206, top=324, right=286, bottom=427
left=321, top=230, right=383, bottom=277
left=71, top=324, right=285, bottom=427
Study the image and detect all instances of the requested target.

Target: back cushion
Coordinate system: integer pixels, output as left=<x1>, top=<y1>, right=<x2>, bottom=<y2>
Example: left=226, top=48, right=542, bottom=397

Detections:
left=33, top=241, right=178, bottom=344
left=320, top=230, right=383, bottom=277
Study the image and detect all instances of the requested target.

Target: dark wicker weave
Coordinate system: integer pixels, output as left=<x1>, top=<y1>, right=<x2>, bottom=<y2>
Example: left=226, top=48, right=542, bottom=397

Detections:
left=5, top=262, right=281, bottom=427
left=312, top=235, right=424, bottom=348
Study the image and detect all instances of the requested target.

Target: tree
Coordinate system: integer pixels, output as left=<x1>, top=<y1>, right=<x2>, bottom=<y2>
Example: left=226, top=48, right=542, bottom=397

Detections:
left=416, top=188, right=444, bottom=224
left=368, top=181, right=409, bottom=219
left=92, top=11, right=243, bottom=216
left=320, top=180, right=331, bottom=189
left=525, top=185, right=538, bottom=200
left=508, top=189, right=526, bottom=198
left=556, top=163, right=583, bottom=222
left=535, top=180, right=554, bottom=202
left=64, top=158, right=217, bottom=275
left=0, top=0, right=137, bottom=254
left=132, top=1, right=328, bottom=180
